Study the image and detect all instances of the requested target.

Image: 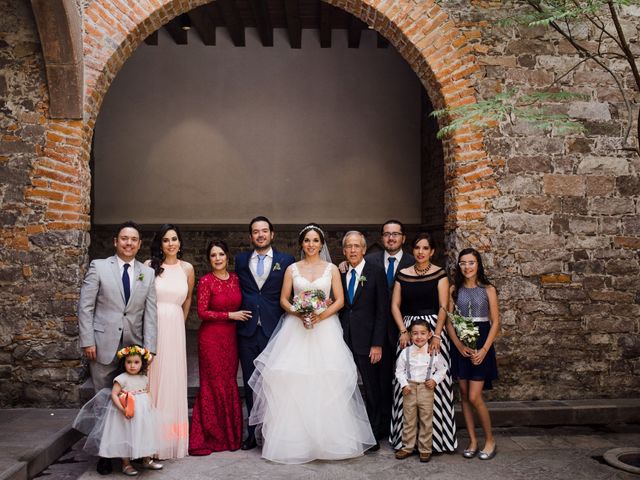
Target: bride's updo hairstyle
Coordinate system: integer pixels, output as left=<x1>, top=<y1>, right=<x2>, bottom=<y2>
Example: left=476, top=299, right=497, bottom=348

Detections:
left=298, top=223, right=326, bottom=247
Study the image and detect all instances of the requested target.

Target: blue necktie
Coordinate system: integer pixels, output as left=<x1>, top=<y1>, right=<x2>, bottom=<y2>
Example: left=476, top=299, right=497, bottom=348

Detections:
left=122, top=263, right=131, bottom=305
left=257, top=254, right=266, bottom=277
left=348, top=269, right=357, bottom=304
left=386, top=257, right=396, bottom=287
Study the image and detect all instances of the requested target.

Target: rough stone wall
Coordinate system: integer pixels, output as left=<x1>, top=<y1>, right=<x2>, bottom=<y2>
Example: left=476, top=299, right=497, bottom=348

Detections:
left=446, top=1, right=640, bottom=400
left=0, top=0, right=638, bottom=406
left=0, top=0, right=86, bottom=406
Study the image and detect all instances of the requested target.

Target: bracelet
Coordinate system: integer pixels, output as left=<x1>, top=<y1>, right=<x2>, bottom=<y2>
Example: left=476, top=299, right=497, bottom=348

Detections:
left=400, top=330, right=408, bottom=335
left=432, top=335, right=441, bottom=340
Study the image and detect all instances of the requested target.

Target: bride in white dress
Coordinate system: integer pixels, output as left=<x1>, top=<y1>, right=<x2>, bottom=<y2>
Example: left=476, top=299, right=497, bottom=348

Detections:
left=248, top=224, right=376, bottom=464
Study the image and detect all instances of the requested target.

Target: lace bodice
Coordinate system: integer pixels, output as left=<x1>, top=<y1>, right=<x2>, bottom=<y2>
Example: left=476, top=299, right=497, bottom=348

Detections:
left=291, top=263, right=333, bottom=297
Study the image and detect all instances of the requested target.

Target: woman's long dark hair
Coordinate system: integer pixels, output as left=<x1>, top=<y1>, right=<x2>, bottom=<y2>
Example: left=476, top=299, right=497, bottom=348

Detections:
left=452, top=248, right=494, bottom=301
left=150, top=224, right=184, bottom=277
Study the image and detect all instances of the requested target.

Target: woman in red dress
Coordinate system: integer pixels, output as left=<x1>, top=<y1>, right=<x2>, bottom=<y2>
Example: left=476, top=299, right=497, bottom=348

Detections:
left=189, top=240, right=252, bottom=455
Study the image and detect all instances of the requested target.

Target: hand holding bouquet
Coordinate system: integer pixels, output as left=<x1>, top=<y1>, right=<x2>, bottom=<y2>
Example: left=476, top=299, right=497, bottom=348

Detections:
left=446, top=305, right=480, bottom=350
left=291, top=289, right=331, bottom=329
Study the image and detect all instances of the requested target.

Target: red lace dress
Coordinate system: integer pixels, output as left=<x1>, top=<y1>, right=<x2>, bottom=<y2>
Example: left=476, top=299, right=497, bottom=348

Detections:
left=188, top=272, right=243, bottom=454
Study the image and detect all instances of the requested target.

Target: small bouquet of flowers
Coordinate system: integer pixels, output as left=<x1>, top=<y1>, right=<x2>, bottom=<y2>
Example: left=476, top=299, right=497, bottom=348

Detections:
left=446, top=304, right=480, bottom=350
left=291, top=289, right=330, bottom=329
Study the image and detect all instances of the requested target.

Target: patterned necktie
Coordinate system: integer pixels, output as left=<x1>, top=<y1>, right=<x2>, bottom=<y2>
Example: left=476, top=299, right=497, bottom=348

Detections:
left=386, top=257, right=396, bottom=287
left=348, top=269, right=357, bottom=304
left=122, top=263, right=131, bottom=305
left=257, top=254, right=266, bottom=277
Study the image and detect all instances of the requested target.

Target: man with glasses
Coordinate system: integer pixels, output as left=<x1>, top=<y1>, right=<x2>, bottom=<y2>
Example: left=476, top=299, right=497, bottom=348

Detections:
left=365, top=220, right=415, bottom=438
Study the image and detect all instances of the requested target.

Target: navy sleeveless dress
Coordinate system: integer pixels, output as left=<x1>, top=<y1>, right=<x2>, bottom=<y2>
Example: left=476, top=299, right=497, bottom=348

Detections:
left=451, top=286, right=498, bottom=389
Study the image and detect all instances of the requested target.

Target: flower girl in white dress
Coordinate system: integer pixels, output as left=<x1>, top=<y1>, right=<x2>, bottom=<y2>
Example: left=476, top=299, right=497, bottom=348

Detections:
left=249, top=224, right=376, bottom=464
left=73, top=345, right=166, bottom=476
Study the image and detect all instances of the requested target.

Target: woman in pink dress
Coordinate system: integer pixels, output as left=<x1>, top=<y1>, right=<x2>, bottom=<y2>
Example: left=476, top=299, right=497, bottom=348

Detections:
left=189, top=240, right=251, bottom=455
left=147, top=224, right=194, bottom=459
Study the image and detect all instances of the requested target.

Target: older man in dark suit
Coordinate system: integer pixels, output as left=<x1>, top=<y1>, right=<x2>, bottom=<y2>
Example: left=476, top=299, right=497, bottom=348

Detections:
left=339, top=231, right=390, bottom=448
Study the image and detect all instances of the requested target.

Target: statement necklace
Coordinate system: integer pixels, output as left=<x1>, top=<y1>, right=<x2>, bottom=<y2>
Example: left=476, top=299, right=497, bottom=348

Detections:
left=414, top=263, right=431, bottom=275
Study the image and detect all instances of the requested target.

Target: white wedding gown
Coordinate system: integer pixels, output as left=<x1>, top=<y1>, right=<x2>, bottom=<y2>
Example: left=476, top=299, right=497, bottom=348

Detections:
left=248, top=263, right=376, bottom=464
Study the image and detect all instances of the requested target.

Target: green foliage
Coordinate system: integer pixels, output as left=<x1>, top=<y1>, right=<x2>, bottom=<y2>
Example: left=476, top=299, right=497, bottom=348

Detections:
left=500, top=0, right=639, bottom=27
left=431, top=89, right=587, bottom=139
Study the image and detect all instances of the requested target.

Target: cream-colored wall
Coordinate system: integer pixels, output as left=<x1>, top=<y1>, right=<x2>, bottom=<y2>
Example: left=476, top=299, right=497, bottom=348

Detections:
left=93, top=28, right=421, bottom=224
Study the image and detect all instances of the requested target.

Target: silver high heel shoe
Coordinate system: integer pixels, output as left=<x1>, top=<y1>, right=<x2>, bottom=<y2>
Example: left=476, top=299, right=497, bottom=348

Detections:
left=478, top=445, right=497, bottom=460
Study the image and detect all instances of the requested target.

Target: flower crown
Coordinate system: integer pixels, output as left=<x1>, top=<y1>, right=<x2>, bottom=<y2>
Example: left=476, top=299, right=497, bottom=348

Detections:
left=117, top=345, right=151, bottom=361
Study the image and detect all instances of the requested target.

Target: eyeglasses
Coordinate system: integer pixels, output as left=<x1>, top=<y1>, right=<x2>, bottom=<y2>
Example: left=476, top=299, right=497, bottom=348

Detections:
left=382, top=232, right=403, bottom=238
left=458, top=261, right=477, bottom=267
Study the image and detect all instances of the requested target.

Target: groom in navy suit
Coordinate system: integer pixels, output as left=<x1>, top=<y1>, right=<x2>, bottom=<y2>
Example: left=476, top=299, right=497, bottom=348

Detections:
left=235, top=216, right=295, bottom=450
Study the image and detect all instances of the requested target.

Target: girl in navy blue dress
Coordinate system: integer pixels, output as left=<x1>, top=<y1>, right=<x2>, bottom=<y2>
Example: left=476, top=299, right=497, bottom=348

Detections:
left=447, top=248, right=499, bottom=461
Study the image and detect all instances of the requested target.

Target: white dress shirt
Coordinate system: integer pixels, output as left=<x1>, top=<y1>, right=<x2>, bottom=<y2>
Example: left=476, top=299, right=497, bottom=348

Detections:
left=395, top=344, right=447, bottom=388
left=384, top=250, right=404, bottom=277
left=117, top=256, right=135, bottom=295
left=250, top=248, right=273, bottom=290
left=346, top=259, right=366, bottom=297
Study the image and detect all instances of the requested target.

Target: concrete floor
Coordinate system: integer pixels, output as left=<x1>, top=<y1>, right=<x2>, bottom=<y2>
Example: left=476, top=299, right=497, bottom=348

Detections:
left=38, top=425, right=640, bottom=480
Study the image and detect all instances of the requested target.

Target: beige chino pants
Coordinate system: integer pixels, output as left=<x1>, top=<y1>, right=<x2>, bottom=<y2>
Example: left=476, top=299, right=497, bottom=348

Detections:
left=401, top=381, right=435, bottom=454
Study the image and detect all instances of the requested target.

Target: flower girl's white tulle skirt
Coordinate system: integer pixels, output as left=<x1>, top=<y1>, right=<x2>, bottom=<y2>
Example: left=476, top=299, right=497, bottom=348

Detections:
left=249, top=314, right=376, bottom=464
left=73, top=389, right=168, bottom=459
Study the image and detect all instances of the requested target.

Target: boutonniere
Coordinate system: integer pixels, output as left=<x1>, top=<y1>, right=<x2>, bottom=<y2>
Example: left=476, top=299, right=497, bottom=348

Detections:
left=137, top=273, right=144, bottom=282
left=359, top=275, right=367, bottom=286
left=272, top=262, right=281, bottom=272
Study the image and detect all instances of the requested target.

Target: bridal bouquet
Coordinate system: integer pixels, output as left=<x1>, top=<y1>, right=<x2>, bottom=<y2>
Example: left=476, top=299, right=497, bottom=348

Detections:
left=291, top=289, right=330, bottom=329
left=446, top=305, right=480, bottom=350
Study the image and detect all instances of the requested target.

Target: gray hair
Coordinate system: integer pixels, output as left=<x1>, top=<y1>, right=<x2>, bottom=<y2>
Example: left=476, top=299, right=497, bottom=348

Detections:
left=342, top=231, right=367, bottom=248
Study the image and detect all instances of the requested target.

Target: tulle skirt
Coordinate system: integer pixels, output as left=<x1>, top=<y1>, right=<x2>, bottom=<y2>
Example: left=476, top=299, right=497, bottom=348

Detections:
left=248, top=313, right=376, bottom=464
left=73, top=389, right=168, bottom=459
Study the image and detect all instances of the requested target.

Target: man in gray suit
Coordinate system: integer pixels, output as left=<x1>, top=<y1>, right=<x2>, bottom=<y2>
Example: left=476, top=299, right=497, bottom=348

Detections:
left=78, top=220, right=157, bottom=474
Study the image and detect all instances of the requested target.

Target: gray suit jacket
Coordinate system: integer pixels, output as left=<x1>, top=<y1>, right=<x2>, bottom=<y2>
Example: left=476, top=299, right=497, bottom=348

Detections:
left=78, top=255, right=157, bottom=365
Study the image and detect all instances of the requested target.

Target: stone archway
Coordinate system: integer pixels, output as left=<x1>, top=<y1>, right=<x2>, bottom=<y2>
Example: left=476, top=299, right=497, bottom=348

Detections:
left=41, top=0, right=496, bottom=240
left=15, top=0, right=497, bottom=405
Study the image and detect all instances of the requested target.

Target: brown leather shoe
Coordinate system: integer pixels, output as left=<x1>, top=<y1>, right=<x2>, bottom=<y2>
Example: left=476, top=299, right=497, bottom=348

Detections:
left=419, top=452, right=431, bottom=463
left=395, top=449, right=413, bottom=460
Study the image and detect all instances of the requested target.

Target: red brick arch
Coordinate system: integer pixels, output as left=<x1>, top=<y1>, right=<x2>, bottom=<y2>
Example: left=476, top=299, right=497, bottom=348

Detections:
left=34, top=0, right=497, bottom=240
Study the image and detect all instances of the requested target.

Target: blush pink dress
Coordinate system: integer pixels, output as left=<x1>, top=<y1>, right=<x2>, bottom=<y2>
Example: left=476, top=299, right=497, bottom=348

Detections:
left=148, top=261, right=189, bottom=459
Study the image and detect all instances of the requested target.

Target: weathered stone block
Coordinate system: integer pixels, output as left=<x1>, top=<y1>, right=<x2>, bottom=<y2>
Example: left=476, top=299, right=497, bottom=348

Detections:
left=616, top=175, right=640, bottom=196
left=543, top=175, right=585, bottom=196
left=567, top=102, right=611, bottom=121
left=520, top=260, right=563, bottom=276
left=502, top=212, right=551, bottom=234
left=577, top=155, right=630, bottom=175
left=622, top=216, right=640, bottom=235
left=568, top=216, right=598, bottom=234
left=571, top=260, right=604, bottom=275
left=544, top=286, right=587, bottom=301
left=520, top=196, right=560, bottom=214
left=590, top=198, right=635, bottom=215
left=507, top=155, right=552, bottom=174
left=498, top=175, right=541, bottom=195
left=605, top=259, right=639, bottom=276
left=586, top=176, right=616, bottom=196
left=588, top=289, right=635, bottom=303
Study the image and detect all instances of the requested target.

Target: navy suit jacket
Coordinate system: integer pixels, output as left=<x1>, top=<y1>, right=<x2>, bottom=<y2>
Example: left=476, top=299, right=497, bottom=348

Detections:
left=339, top=261, right=390, bottom=356
left=234, top=249, right=295, bottom=338
left=365, top=249, right=415, bottom=343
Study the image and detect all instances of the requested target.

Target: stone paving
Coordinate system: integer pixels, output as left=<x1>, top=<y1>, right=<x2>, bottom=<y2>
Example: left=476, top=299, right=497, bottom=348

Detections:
left=38, top=425, right=640, bottom=480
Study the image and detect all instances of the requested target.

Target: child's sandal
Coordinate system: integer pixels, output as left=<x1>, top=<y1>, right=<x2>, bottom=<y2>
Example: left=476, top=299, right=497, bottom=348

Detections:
left=122, top=465, right=138, bottom=476
left=141, top=459, right=164, bottom=470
